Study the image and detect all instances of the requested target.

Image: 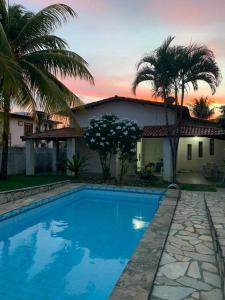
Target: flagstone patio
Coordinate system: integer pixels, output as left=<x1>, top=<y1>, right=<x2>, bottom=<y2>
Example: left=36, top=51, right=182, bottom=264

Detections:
left=150, top=191, right=223, bottom=300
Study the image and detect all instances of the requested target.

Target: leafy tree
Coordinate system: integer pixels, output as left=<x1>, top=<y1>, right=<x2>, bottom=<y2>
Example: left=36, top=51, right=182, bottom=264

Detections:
left=218, top=105, right=225, bottom=127
left=133, top=36, right=221, bottom=182
left=84, top=114, right=119, bottom=180
left=66, top=153, right=88, bottom=178
left=0, top=1, right=94, bottom=179
left=190, top=96, right=214, bottom=119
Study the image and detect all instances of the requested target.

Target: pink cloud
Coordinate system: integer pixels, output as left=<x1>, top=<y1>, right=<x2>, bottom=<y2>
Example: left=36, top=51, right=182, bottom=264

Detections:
left=148, top=0, right=225, bottom=27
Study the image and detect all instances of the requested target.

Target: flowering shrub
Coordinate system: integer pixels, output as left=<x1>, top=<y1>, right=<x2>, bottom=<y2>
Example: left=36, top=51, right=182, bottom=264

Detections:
left=116, top=119, right=142, bottom=183
left=84, top=114, right=142, bottom=181
left=84, top=114, right=119, bottom=179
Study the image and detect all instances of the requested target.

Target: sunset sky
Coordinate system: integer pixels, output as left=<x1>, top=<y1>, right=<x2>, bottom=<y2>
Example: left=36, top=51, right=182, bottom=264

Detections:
left=17, top=0, right=225, bottom=111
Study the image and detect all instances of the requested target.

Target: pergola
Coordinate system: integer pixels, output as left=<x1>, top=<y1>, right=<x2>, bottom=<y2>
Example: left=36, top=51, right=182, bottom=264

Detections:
left=21, top=127, right=84, bottom=176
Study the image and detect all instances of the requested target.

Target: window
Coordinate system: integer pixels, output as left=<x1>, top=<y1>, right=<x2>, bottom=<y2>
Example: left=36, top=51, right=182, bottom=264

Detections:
left=198, top=141, right=203, bottom=158
left=24, top=122, right=33, bottom=136
left=18, top=121, right=23, bottom=126
left=210, top=138, right=214, bottom=156
left=187, top=144, right=192, bottom=160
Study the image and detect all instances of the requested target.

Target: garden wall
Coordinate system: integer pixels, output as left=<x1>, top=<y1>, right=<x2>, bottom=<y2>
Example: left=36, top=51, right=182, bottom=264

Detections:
left=0, top=147, right=66, bottom=175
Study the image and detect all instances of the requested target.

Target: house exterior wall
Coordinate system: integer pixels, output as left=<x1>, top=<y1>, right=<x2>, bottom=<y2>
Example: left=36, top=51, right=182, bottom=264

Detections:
left=72, top=101, right=175, bottom=127
left=9, top=118, right=33, bottom=147
left=75, top=138, right=116, bottom=176
left=177, top=137, right=225, bottom=172
left=142, top=138, right=163, bottom=166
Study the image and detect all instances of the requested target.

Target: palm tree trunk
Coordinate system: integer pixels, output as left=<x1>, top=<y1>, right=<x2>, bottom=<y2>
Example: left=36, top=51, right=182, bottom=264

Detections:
left=163, top=89, right=176, bottom=182
left=0, top=97, right=10, bottom=179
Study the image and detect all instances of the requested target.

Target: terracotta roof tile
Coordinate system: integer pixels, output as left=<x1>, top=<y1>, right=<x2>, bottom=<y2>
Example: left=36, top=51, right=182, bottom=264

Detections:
left=21, top=127, right=84, bottom=140
left=22, top=123, right=225, bottom=141
left=142, top=125, right=225, bottom=138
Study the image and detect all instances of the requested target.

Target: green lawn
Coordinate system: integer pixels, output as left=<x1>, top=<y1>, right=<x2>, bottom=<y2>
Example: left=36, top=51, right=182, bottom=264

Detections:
left=0, top=175, right=71, bottom=192
left=0, top=175, right=217, bottom=192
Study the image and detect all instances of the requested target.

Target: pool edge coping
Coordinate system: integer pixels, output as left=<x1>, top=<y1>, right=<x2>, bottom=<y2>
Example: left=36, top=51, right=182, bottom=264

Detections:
left=109, top=188, right=180, bottom=300
left=0, top=184, right=165, bottom=222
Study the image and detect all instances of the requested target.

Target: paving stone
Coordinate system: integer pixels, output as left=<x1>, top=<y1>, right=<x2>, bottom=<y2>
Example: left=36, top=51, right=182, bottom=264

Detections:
left=195, top=244, right=214, bottom=255
left=186, top=226, right=195, bottom=233
left=166, top=244, right=183, bottom=255
left=160, top=253, right=177, bottom=265
left=200, top=288, right=223, bottom=300
left=154, top=277, right=181, bottom=286
left=176, top=276, right=211, bottom=291
left=152, top=286, right=194, bottom=300
left=159, top=262, right=190, bottom=279
left=203, top=271, right=221, bottom=288
left=171, top=224, right=184, bottom=230
left=191, top=291, right=200, bottom=299
left=199, top=235, right=211, bottom=241
left=174, top=254, right=191, bottom=262
left=188, top=262, right=201, bottom=279
left=202, top=262, right=218, bottom=273
left=183, top=251, right=215, bottom=263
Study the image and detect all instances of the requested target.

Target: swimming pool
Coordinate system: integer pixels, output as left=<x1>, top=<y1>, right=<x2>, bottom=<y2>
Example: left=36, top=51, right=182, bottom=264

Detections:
left=0, top=186, right=163, bottom=300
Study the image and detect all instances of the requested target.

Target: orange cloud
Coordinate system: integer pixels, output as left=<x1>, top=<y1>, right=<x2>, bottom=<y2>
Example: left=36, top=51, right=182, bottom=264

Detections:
left=63, top=75, right=157, bottom=103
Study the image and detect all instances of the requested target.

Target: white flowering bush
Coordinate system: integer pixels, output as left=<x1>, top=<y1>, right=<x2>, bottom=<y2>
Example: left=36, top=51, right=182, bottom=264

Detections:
left=115, top=119, right=142, bottom=183
left=84, top=114, right=119, bottom=179
left=85, top=114, right=142, bottom=181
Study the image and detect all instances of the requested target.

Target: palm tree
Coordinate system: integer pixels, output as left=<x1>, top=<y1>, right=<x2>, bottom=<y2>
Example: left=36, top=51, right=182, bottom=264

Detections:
left=0, top=1, right=94, bottom=179
left=133, top=36, right=221, bottom=182
left=190, top=96, right=214, bottom=119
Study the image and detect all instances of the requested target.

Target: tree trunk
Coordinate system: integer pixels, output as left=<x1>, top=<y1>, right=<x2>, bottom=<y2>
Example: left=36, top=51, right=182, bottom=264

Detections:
left=0, top=98, right=10, bottom=179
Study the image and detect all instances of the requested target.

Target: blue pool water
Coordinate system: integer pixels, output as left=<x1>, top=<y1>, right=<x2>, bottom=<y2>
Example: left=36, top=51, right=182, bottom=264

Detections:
left=0, top=187, right=162, bottom=300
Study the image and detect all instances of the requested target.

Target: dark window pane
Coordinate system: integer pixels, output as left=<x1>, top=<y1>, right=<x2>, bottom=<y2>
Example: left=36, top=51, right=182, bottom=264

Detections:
left=187, top=144, right=192, bottom=160
left=210, top=138, right=214, bottom=156
left=24, top=122, right=33, bottom=136
left=199, top=141, right=203, bottom=158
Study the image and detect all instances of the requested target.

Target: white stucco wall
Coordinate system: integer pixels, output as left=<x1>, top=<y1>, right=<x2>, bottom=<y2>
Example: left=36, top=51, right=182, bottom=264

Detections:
left=72, top=101, right=175, bottom=127
left=9, top=118, right=32, bottom=147
left=142, top=138, right=163, bottom=166
left=177, top=137, right=225, bottom=172
left=76, top=138, right=116, bottom=176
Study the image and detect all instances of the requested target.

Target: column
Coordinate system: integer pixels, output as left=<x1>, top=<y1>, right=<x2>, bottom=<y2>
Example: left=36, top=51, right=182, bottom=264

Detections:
left=137, top=139, right=143, bottom=171
left=66, top=138, right=76, bottom=176
left=115, top=153, right=120, bottom=181
left=52, top=141, right=59, bottom=174
left=25, top=139, right=35, bottom=175
left=163, top=138, right=173, bottom=182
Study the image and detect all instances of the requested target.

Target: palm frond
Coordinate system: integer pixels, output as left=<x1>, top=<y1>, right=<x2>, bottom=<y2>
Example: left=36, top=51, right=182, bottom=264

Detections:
left=22, top=49, right=94, bottom=83
left=0, top=0, right=7, bottom=26
left=15, top=4, right=77, bottom=44
left=19, top=35, right=68, bottom=54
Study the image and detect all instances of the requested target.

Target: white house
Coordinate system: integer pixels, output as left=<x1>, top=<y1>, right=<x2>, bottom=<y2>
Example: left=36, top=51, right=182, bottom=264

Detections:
left=0, top=112, right=60, bottom=147
left=22, top=96, right=225, bottom=182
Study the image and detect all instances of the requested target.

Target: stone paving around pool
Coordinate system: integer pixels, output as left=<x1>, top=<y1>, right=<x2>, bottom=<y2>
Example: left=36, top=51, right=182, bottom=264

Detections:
left=150, top=191, right=223, bottom=300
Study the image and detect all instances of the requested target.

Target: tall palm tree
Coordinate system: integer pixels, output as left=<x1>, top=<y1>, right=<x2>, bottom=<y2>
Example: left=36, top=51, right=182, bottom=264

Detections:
left=133, top=36, right=221, bottom=182
left=190, top=96, right=215, bottom=119
left=0, top=1, right=94, bottom=179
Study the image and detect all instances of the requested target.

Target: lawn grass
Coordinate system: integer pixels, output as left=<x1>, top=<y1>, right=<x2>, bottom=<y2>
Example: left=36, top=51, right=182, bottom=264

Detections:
left=0, top=175, right=71, bottom=192
left=0, top=175, right=217, bottom=192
